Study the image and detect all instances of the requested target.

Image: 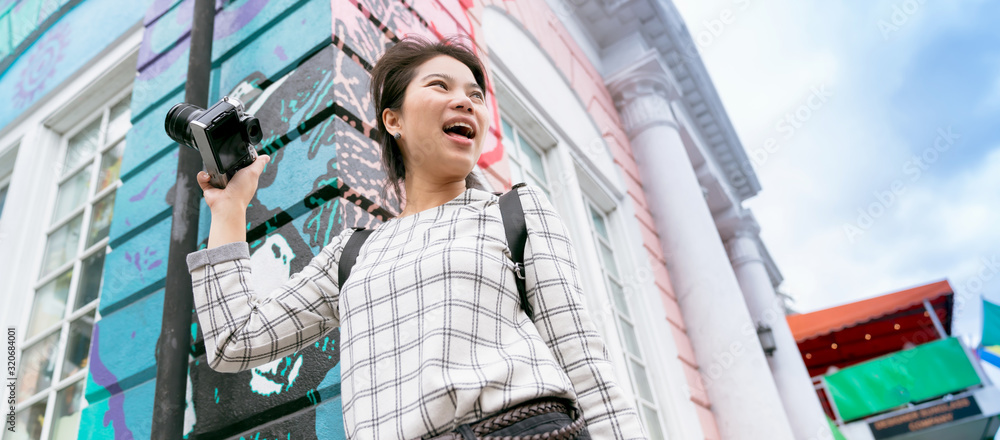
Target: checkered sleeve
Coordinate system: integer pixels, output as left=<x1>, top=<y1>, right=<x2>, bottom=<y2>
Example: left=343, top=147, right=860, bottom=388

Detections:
left=519, top=185, right=648, bottom=440
left=186, top=228, right=355, bottom=373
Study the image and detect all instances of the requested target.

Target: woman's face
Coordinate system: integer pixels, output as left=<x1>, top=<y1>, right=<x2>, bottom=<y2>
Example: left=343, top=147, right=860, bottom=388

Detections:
left=383, top=55, right=489, bottom=183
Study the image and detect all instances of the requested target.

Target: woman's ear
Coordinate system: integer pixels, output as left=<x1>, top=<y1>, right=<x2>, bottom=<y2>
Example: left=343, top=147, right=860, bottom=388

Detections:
left=383, top=108, right=402, bottom=137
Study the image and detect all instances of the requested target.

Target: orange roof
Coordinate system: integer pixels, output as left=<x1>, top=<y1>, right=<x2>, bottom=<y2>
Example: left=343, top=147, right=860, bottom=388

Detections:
left=787, top=280, right=953, bottom=343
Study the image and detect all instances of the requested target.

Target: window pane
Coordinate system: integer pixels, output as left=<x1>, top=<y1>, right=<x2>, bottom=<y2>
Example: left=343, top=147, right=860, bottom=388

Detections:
left=599, top=242, right=619, bottom=278
left=16, top=331, right=59, bottom=403
left=501, top=118, right=515, bottom=146
left=106, top=94, right=131, bottom=142
left=641, top=404, right=666, bottom=440
left=60, top=312, right=95, bottom=381
left=28, top=271, right=72, bottom=338
left=75, top=252, right=104, bottom=310
left=609, top=280, right=630, bottom=317
left=0, top=185, right=7, bottom=219
left=97, top=141, right=124, bottom=191
left=630, top=359, right=654, bottom=402
left=40, top=215, right=82, bottom=275
left=590, top=207, right=609, bottom=240
left=64, top=118, right=101, bottom=174
left=509, top=161, right=523, bottom=186
left=51, top=166, right=92, bottom=224
left=8, top=400, right=46, bottom=440
left=86, top=191, right=115, bottom=248
left=527, top=175, right=547, bottom=195
left=518, top=133, right=547, bottom=181
left=49, top=380, right=86, bottom=440
left=619, top=317, right=641, bottom=356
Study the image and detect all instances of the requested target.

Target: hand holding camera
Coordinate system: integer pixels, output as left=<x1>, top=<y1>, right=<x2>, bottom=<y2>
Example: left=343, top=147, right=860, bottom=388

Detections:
left=195, top=154, right=269, bottom=212
left=165, top=96, right=271, bottom=209
left=165, top=96, right=269, bottom=247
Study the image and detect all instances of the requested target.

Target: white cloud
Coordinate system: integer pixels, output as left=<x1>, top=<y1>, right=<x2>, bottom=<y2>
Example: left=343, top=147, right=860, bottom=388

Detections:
left=671, top=0, right=1000, bottom=338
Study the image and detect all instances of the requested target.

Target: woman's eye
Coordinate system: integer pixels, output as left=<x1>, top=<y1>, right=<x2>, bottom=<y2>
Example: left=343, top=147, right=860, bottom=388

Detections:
left=431, top=81, right=447, bottom=89
left=471, top=92, right=484, bottom=100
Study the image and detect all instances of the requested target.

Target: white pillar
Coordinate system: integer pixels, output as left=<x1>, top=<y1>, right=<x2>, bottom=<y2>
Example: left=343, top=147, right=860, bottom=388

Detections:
left=607, top=72, right=795, bottom=440
left=723, top=213, right=834, bottom=440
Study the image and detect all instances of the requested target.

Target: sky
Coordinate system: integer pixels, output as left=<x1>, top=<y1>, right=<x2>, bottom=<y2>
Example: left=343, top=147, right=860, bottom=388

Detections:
left=670, top=0, right=1000, bottom=342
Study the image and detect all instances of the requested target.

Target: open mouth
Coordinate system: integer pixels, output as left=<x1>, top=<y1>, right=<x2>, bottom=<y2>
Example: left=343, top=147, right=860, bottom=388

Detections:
left=443, top=121, right=476, bottom=140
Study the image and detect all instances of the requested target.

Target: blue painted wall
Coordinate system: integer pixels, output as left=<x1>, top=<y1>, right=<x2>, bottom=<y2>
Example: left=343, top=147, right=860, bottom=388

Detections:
left=0, top=0, right=500, bottom=438
left=0, top=0, right=146, bottom=130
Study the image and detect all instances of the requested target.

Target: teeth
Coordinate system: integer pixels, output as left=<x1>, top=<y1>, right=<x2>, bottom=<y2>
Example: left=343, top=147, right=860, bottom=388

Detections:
left=444, top=122, right=474, bottom=138
left=445, top=122, right=471, bottom=130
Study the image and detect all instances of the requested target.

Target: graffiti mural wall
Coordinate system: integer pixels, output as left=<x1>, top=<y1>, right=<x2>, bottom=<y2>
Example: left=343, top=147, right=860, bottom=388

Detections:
left=83, top=0, right=517, bottom=438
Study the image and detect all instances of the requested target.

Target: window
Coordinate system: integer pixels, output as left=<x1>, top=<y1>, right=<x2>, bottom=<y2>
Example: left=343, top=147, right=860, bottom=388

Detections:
left=585, top=201, right=667, bottom=440
left=0, top=144, right=15, bottom=221
left=8, top=89, right=130, bottom=440
left=501, top=117, right=551, bottom=195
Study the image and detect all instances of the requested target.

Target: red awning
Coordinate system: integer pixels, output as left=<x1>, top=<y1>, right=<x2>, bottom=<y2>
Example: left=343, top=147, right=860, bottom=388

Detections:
left=787, top=279, right=953, bottom=343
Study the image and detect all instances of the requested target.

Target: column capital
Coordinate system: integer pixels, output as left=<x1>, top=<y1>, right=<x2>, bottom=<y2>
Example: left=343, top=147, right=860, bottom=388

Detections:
left=716, top=208, right=761, bottom=242
left=605, top=51, right=682, bottom=137
left=717, top=208, right=763, bottom=267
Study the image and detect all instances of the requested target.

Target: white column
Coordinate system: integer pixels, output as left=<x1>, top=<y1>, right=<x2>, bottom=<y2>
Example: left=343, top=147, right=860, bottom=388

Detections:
left=723, top=214, right=834, bottom=440
left=608, top=73, right=795, bottom=440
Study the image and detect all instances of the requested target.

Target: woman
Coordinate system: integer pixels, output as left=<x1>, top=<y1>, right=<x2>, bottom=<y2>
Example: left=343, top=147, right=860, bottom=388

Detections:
left=187, top=36, right=648, bottom=440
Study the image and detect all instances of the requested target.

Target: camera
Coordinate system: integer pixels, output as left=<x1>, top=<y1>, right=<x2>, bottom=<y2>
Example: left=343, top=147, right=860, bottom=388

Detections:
left=165, top=96, right=263, bottom=189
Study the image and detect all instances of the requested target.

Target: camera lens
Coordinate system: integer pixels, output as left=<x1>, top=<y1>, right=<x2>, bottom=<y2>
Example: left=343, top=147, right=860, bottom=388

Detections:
left=165, top=103, right=205, bottom=150
left=243, top=116, right=263, bottom=144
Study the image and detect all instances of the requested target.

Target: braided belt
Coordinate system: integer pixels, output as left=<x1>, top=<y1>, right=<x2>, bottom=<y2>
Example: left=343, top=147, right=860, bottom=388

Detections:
left=425, top=400, right=585, bottom=440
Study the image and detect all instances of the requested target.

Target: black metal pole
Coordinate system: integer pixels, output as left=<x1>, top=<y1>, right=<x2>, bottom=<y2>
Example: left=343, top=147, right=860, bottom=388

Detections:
left=152, top=0, right=214, bottom=437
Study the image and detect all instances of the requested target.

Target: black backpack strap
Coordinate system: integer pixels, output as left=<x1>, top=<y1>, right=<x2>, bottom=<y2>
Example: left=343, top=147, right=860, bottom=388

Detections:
left=499, top=182, right=532, bottom=320
left=338, top=227, right=374, bottom=289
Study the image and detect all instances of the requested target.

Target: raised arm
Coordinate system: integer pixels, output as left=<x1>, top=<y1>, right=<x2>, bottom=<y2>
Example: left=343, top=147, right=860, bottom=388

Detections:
left=519, top=185, right=648, bottom=440
left=187, top=156, right=352, bottom=372
left=187, top=229, right=353, bottom=372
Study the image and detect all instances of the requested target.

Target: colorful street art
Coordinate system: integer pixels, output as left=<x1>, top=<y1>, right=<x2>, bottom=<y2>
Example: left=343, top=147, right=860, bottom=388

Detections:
left=0, top=0, right=146, bottom=129
left=79, top=0, right=511, bottom=438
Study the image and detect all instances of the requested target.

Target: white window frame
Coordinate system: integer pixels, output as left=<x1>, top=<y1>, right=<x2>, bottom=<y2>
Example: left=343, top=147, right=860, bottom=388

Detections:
left=491, top=68, right=684, bottom=439
left=500, top=114, right=553, bottom=195
left=582, top=195, right=669, bottom=440
left=0, top=155, right=12, bottom=222
left=0, top=27, right=140, bottom=440
left=13, top=85, right=130, bottom=440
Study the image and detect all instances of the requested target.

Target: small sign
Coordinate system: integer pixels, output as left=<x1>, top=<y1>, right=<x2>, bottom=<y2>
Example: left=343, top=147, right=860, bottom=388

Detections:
left=869, top=396, right=981, bottom=439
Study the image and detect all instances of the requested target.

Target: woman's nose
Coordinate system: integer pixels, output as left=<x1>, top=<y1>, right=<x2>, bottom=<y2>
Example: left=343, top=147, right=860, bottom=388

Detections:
left=453, top=94, right=474, bottom=112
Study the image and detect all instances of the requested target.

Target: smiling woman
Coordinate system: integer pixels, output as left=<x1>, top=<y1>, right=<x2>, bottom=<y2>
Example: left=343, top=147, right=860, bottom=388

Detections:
left=187, top=36, right=647, bottom=440
left=370, top=36, right=490, bottom=214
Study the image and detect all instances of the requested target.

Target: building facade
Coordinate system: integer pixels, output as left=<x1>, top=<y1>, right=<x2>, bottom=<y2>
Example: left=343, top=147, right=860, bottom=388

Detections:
left=0, top=0, right=829, bottom=439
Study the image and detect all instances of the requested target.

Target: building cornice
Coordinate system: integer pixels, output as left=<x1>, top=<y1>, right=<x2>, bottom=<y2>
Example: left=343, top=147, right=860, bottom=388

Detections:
left=566, top=0, right=761, bottom=202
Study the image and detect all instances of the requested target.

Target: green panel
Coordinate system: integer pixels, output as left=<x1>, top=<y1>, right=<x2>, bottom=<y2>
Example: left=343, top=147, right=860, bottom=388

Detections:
left=828, top=418, right=847, bottom=440
left=982, top=299, right=1000, bottom=346
left=824, top=337, right=980, bottom=421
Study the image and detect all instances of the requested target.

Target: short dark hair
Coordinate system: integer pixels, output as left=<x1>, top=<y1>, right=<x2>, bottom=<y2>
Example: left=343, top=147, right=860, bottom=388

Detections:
left=369, top=35, right=488, bottom=207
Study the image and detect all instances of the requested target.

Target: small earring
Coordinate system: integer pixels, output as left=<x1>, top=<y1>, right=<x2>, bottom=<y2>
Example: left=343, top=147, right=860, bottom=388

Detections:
left=393, top=132, right=401, bottom=140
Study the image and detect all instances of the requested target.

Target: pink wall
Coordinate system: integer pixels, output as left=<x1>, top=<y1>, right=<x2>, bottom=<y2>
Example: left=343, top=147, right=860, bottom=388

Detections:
left=465, top=1, right=722, bottom=438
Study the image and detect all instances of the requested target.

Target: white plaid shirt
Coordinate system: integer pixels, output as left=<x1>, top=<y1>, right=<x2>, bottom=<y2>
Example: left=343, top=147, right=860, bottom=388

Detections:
left=187, top=185, right=648, bottom=439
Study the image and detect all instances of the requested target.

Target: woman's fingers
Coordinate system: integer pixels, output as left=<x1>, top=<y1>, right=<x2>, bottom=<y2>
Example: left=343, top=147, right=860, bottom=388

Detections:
left=197, top=171, right=214, bottom=192
left=250, top=154, right=270, bottom=177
